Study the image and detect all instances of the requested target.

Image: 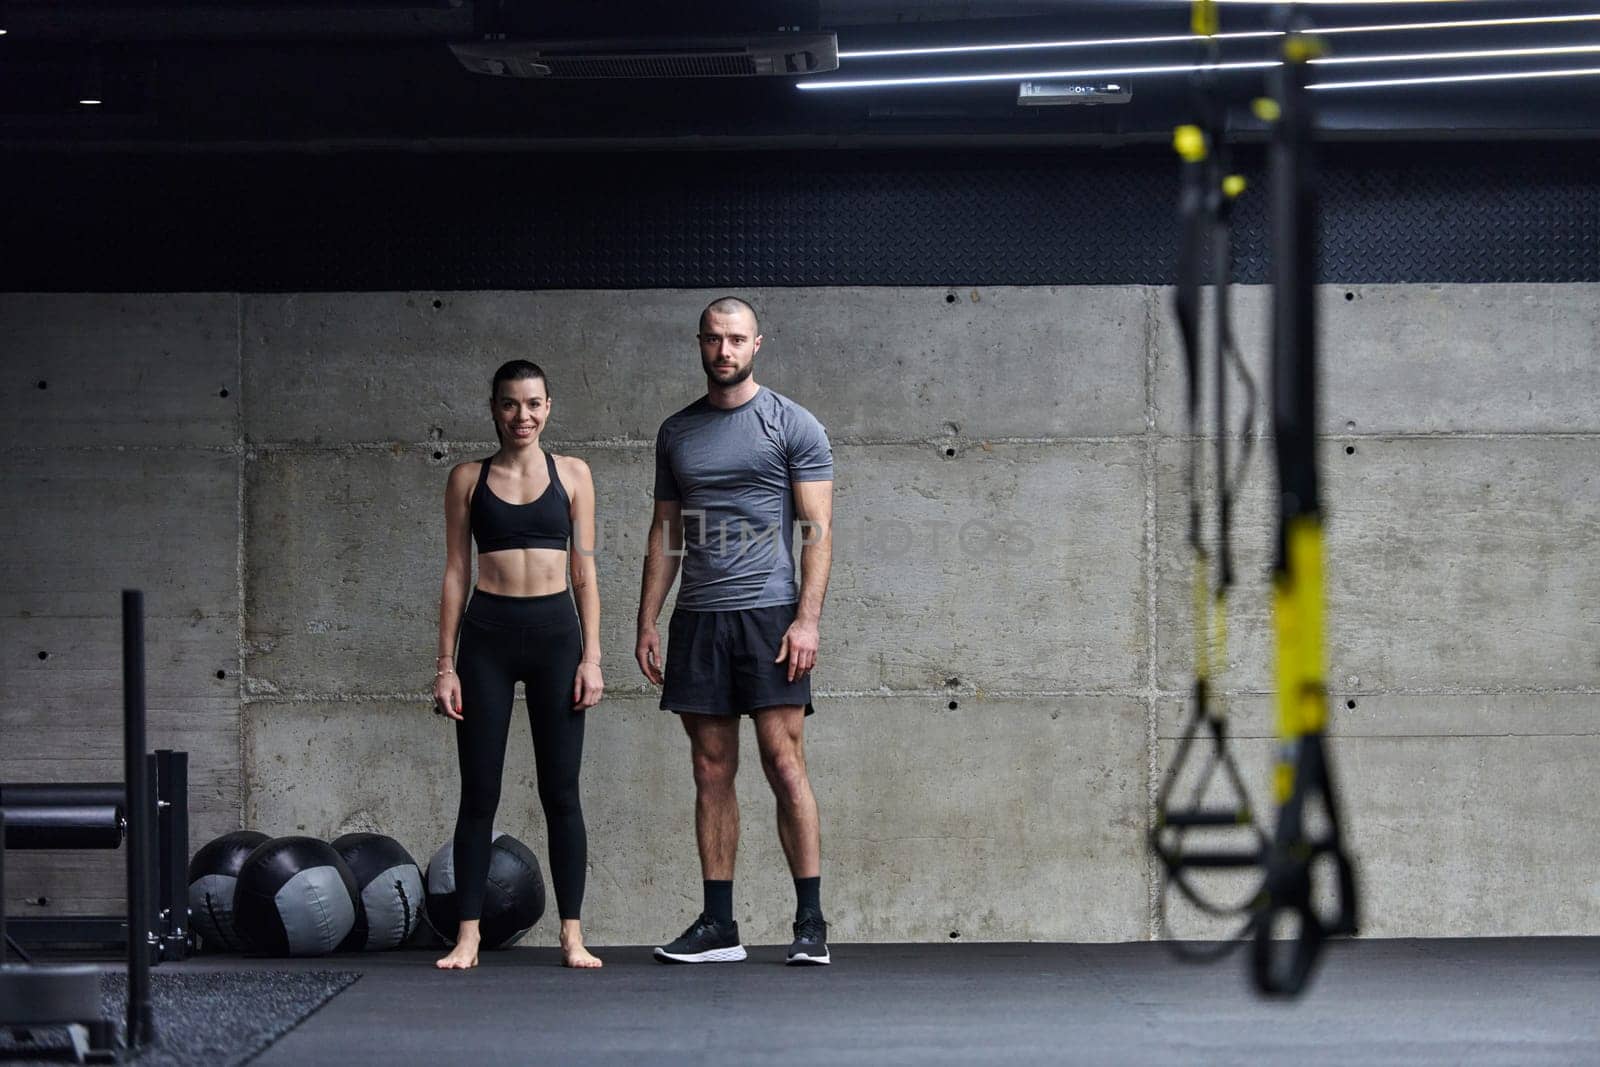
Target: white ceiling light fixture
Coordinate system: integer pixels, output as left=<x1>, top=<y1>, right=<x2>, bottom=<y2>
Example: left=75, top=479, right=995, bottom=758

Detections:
left=837, top=13, right=1600, bottom=62
left=802, top=41, right=1600, bottom=92
left=1311, top=65, right=1600, bottom=91
left=798, top=59, right=1278, bottom=91
left=1319, top=13, right=1600, bottom=37
left=1216, top=0, right=1549, bottom=4
left=841, top=30, right=1279, bottom=60
left=1313, top=43, right=1600, bottom=66
left=78, top=54, right=103, bottom=106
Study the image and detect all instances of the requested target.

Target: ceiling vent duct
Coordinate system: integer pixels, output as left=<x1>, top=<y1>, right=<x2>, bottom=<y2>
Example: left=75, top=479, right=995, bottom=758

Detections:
left=450, top=33, right=839, bottom=79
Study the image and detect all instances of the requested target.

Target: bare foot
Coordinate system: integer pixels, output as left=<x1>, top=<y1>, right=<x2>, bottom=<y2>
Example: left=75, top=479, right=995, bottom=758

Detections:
left=563, top=942, right=603, bottom=968
left=561, top=921, right=603, bottom=969
left=436, top=929, right=481, bottom=970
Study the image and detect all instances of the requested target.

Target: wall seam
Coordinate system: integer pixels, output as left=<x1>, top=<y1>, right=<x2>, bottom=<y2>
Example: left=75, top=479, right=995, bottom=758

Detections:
left=234, top=292, right=248, bottom=831
left=1142, top=284, right=1161, bottom=943
left=14, top=429, right=1600, bottom=456
left=237, top=685, right=1600, bottom=703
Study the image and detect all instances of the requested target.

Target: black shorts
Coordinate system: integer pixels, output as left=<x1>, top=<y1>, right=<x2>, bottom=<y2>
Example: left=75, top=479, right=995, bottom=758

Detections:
left=660, top=603, right=815, bottom=717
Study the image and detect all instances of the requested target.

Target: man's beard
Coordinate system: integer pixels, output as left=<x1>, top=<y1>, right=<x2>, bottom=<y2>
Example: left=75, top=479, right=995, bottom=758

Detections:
left=703, top=357, right=754, bottom=386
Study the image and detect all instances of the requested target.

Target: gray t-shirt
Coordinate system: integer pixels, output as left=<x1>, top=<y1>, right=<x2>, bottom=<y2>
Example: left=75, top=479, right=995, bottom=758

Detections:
left=654, top=386, right=833, bottom=611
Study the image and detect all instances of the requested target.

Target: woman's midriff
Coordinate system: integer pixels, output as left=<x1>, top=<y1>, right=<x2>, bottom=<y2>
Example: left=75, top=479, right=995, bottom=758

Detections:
left=476, top=547, right=569, bottom=597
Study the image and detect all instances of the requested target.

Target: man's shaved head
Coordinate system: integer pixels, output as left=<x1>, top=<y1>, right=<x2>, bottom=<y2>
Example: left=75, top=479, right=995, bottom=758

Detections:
left=699, top=296, right=759, bottom=336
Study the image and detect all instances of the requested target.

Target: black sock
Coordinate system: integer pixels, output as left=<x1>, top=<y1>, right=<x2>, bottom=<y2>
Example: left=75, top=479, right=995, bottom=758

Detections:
left=703, top=880, right=734, bottom=924
left=795, top=876, right=821, bottom=919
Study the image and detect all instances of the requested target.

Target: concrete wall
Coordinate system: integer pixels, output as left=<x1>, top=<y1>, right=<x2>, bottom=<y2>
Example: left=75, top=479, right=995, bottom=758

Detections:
left=3, top=284, right=1597, bottom=946
left=1, top=295, right=243, bottom=915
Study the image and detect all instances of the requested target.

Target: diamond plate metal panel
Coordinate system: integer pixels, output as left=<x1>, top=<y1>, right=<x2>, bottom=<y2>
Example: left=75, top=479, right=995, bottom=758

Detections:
left=2, top=143, right=1595, bottom=291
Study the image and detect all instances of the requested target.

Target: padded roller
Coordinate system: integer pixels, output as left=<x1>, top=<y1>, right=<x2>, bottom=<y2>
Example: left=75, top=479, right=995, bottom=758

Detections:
left=0, top=783, right=125, bottom=808
left=1, top=803, right=125, bottom=849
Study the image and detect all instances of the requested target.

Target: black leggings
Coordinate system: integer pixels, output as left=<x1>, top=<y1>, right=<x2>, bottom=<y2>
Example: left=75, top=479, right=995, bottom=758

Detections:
left=453, top=588, right=587, bottom=921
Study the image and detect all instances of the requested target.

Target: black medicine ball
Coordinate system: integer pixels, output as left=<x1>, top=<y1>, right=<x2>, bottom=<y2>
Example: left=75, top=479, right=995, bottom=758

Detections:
left=332, top=832, right=426, bottom=951
left=234, top=836, right=362, bottom=957
left=187, top=829, right=271, bottom=952
left=424, top=831, right=546, bottom=950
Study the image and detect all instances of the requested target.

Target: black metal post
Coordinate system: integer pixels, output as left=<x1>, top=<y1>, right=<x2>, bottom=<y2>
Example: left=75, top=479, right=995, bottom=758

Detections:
left=123, top=590, right=154, bottom=1049
left=1, top=806, right=7, bottom=966
left=157, top=750, right=190, bottom=960
left=145, top=754, right=161, bottom=959
left=1270, top=35, right=1320, bottom=543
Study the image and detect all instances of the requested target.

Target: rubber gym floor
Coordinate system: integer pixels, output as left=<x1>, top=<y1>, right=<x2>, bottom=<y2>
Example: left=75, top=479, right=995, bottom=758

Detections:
left=134, top=937, right=1600, bottom=1065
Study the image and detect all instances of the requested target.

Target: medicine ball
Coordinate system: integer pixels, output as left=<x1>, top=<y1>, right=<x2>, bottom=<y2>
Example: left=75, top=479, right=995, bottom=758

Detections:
left=331, top=832, right=425, bottom=951
left=234, top=835, right=362, bottom=957
left=187, top=829, right=271, bottom=952
left=424, top=831, right=545, bottom=950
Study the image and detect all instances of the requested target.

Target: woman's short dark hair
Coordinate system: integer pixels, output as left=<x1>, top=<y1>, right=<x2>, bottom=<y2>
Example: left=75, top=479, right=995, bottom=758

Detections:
left=491, top=359, right=547, bottom=399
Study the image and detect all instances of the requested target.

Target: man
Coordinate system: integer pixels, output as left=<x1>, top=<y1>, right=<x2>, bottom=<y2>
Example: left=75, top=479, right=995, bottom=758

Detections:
left=637, top=295, right=835, bottom=966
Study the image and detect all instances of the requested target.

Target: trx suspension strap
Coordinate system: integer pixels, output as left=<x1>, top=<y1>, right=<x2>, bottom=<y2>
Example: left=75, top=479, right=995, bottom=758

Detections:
left=1153, top=2, right=1359, bottom=995
left=1151, top=0, right=1266, bottom=961
left=1251, top=14, right=1359, bottom=997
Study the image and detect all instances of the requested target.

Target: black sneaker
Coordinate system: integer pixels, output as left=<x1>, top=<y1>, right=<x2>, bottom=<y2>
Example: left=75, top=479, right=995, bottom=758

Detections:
left=653, top=914, right=747, bottom=964
left=785, top=912, right=830, bottom=966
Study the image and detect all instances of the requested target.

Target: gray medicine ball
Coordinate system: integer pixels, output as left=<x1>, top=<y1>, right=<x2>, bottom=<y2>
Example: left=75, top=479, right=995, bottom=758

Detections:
left=187, top=829, right=271, bottom=953
left=234, top=836, right=362, bottom=957
left=331, top=832, right=426, bottom=951
left=424, top=831, right=545, bottom=950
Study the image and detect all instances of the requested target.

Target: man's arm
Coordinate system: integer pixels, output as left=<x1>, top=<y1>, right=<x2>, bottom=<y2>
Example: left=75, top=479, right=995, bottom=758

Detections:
left=779, top=478, right=833, bottom=681
left=636, top=498, right=683, bottom=685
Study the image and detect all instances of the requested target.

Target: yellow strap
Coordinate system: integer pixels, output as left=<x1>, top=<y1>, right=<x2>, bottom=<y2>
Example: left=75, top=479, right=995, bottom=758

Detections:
left=1211, top=595, right=1229, bottom=690
left=1272, top=515, right=1329, bottom=754
left=1284, top=33, right=1327, bottom=64
left=1191, top=0, right=1219, bottom=38
left=1273, top=760, right=1296, bottom=805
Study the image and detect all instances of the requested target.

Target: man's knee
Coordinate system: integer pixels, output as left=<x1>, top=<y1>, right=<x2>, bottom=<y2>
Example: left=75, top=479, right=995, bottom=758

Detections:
left=759, top=746, right=809, bottom=803
left=691, top=744, right=738, bottom=792
left=684, top=713, right=739, bottom=791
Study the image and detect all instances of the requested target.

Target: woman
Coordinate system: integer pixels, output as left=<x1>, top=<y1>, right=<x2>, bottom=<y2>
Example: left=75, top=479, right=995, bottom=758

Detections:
left=432, top=359, right=604, bottom=970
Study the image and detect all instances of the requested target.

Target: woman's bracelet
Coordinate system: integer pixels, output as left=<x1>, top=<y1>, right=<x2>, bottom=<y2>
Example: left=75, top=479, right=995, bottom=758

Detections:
left=436, top=667, right=455, bottom=677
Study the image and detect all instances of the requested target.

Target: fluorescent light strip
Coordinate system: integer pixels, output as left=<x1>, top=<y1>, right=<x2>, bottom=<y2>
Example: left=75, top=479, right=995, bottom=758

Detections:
left=803, top=42, right=1600, bottom=91
left=842, top=31, right=1277, bottom=60
left=1218, top=1, right=1473, bottom=5
left=1311, top=65, right=1600, bottom=90
left=799, top=60, right=1277, bottom=91
left=839, top=13, right=1600, bottom=61
left=1315, top=42, right=1600, bottom=66
left=1321, top=13, right=1600, bottom=36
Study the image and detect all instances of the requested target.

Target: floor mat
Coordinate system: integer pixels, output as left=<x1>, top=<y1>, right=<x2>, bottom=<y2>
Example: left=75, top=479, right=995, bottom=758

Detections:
left=0, top=970, right=360, bottom=1065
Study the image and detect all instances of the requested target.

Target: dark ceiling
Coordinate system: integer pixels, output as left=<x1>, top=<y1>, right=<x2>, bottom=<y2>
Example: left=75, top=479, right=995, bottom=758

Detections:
left=2, top=0, right=1598, bottom=151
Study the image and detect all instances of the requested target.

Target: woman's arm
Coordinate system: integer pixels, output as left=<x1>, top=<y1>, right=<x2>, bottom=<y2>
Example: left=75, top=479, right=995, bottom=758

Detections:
left=565, top=456, right=605, bottom=710
left=434, top=462, right=476, bottom=719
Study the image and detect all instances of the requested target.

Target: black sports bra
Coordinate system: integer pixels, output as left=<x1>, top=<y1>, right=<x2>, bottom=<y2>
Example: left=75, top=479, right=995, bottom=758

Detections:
left=470, top=450, right=572, bottom=553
